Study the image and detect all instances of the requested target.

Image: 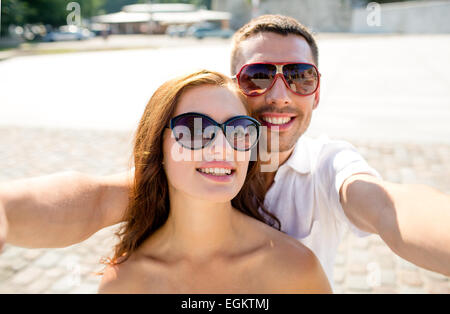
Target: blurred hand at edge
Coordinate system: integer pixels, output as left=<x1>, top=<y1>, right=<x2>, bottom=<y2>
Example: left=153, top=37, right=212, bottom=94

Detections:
left=0, top=202, right=8, bottom=252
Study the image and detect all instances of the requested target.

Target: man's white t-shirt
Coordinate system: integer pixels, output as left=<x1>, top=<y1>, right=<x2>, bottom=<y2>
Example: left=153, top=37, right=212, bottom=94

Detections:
left=264, top=135, right=381, bottom=286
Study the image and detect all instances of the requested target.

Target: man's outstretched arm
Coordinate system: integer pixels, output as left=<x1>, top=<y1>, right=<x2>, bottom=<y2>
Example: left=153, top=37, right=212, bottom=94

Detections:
left=0, top=171, right=131, bottom=249
left=341, top=174, right=450, bottom=276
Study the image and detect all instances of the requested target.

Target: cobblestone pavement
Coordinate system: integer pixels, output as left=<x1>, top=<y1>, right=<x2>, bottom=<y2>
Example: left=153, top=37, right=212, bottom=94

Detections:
left=0, top=127, right=449, bottom=294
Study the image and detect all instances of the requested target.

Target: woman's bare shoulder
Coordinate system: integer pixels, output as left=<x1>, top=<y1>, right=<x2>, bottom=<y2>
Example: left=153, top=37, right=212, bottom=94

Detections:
left=248, top=220, right=332, bottom=293
left=98, top=264, right=122, bottom=294
left=265, top=240, right=331, bottom=293
left=97, top=257, right=142, bottom=294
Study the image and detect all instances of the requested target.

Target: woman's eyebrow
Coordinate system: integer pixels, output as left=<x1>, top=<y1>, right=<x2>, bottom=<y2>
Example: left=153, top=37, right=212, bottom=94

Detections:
left=218, top=114, right=247, bottom=124
left=202, top=114, right=249, bottom=124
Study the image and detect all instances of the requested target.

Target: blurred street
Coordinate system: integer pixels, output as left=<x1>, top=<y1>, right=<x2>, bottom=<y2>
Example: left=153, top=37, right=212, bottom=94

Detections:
left=0, top=34, right=232, bottom=60
left=0, top=34, right=449, bottom=293
left=1, top=34, right=449, bottom=143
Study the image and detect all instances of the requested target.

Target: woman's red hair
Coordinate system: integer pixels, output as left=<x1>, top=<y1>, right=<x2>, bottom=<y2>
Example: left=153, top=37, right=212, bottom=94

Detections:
left=110, top=70, right=281, bottom=265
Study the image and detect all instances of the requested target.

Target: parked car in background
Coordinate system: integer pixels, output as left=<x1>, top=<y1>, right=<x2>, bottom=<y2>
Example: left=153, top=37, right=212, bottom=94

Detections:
left=42, top=25, right=94, bottom=42
left=166, top=24, right=189, bottom=37
left=187, top=23, right=234, bottom=39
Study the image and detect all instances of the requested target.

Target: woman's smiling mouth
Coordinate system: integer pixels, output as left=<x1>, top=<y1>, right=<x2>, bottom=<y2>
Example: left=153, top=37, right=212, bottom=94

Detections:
left=196, top=162, right=236, bottom=182
left=197, top=167, right=233, bottom=176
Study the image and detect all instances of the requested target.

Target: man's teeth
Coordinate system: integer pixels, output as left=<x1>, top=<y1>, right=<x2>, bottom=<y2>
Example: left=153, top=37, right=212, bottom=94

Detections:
left=198, top=168, right=232, bottom=176
left=262, top=116, right=292, bottom=125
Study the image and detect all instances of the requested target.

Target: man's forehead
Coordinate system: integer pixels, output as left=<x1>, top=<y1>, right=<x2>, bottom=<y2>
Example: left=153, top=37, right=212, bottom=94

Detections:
left=237, top=32, right=314, bottom=68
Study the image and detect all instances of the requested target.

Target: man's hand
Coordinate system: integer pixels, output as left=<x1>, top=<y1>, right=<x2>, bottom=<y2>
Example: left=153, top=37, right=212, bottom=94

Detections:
left=0, top=170, right=132, bottom=248
left=0, top=201, right=8, bottom=251
left=341, top=174, right=450, bottom=276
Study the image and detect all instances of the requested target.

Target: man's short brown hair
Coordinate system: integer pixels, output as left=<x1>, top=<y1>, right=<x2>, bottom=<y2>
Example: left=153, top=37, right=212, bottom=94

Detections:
left=230, top=14, right=319, bottom=75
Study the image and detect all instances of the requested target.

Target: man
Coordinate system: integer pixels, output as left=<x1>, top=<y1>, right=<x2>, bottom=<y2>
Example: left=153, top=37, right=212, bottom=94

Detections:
left=0, top=15, right=449, bottom=285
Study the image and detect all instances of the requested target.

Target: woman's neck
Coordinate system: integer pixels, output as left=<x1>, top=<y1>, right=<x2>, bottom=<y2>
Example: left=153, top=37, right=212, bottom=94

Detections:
left=146, top=188, right=242, bottom=261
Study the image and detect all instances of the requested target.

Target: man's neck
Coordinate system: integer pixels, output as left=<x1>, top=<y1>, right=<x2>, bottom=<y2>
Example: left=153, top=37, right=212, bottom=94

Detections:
left=261, top=148, right=295, bottom=192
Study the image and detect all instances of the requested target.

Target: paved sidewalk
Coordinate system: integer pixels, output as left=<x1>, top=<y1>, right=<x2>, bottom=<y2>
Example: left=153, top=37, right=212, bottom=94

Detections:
left=0, top=127, right=448, bottom=293
left=0, top=34, right=231, bottom=61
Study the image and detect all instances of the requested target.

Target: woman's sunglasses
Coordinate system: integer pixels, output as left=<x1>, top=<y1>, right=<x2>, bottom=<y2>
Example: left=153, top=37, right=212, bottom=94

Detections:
left=168, top=112, right=261, bottom=151
left=233, top=62, right=320, bottom=97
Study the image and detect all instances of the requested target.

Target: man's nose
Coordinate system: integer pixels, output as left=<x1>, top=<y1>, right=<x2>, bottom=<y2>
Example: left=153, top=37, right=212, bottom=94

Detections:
left=265, top=74, right=293, bottom=106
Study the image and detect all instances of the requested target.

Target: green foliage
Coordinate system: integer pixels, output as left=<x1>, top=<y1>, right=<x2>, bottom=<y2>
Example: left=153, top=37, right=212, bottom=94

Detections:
left=23, top=0, right=69, bottom=26
left=0, top=0, right=214, bottom=35
left=1, top=0, right=106, bottom=32
left=101, top=0, right=144, bottom=13
left=1, top=0, right=29, bottom=35
left=78, top=0, right=108, bottom=18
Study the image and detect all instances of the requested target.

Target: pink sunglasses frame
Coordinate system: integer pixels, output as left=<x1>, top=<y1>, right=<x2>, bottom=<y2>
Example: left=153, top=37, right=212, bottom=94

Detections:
left=233, top=62, right=321, bottom=97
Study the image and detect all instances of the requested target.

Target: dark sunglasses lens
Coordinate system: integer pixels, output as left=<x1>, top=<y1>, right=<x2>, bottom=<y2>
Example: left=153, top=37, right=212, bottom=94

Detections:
left=239, top=64, right=277, bottom=96
left=172, top=115, right=216, bottom=149
left=226, top=118, right=259, bottom=151
left=283, top=64, right=319, bottom=95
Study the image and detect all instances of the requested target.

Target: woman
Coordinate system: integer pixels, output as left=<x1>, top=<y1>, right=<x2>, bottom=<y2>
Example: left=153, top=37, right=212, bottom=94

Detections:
left=98, top=70, right=331, bottom=293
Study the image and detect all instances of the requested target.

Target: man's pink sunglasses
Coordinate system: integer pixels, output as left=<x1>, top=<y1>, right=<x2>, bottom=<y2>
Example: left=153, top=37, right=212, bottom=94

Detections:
left=233, top=62, right=321, bottom=97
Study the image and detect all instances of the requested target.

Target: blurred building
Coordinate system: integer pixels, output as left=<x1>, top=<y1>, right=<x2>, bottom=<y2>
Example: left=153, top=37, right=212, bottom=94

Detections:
left=92, top=3, right=231, bottom=34
left=212, top=0, right=354, bottom=32
left=212, top=0, right=450, bottom=33
left=352, top=0, right=450, bottom=33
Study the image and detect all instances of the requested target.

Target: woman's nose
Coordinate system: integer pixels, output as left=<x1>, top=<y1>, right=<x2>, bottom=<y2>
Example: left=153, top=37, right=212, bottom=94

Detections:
left=207, top=131, right=234, bottom=161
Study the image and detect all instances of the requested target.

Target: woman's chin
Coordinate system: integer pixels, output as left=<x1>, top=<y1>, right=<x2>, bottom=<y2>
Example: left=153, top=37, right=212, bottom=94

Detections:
left=192, top=186, right=240, bottom=203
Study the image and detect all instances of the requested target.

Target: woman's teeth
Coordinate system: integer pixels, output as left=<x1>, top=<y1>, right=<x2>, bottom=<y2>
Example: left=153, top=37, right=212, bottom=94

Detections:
left=262, top=116, right=292, bottom=125
left=197, top=168, right=232, bottom=176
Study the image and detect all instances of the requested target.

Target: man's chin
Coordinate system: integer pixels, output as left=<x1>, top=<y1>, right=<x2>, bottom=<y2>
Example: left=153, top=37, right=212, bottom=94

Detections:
left=264, top=131, right=299, bottom=152
left=266, top=144, right=295, bottom=154
left=261, top=138, right=296, bottom=154
left=258, top=139, right=296, bottom=172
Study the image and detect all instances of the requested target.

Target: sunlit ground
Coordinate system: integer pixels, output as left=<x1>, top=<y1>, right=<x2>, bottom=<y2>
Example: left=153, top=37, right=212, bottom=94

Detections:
left=0, top=33, right=449, bottom=144
left=0, top=33, right=449, bottom=294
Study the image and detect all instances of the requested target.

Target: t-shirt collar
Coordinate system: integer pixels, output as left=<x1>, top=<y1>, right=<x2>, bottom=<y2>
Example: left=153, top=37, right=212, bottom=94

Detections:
left=283, top=136, right=311, bottom=174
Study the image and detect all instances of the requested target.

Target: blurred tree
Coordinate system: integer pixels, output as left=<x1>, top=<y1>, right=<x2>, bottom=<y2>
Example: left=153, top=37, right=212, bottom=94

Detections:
left=23, top=0, right=106, bottom=24
left=101, top=0, right=144, bottom=13
left=0, top=0, right=217, bottom=36
left=1, top=0, right=106, bottom=34
left=1, top=0, right=29, bottom=35
left=78, top=0, right=107, bottom=18
left=23, top=0, right=68, bottom=26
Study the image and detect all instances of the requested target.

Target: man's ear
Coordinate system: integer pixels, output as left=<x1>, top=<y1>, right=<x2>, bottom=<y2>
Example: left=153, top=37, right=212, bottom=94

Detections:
left=312, top=85, right=320, bottom=110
